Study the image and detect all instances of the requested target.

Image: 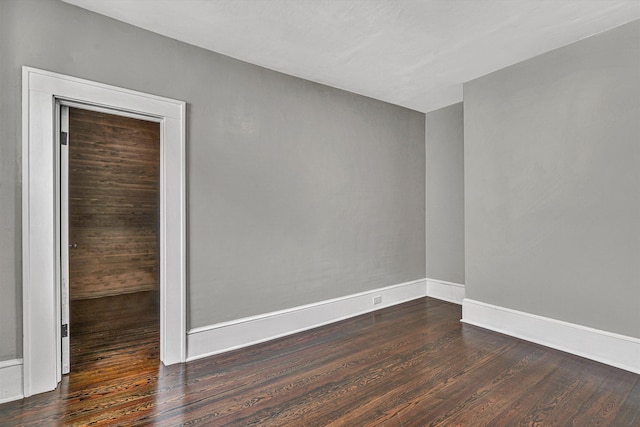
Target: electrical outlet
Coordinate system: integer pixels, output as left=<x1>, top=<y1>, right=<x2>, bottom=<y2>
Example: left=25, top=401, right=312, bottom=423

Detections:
left=373, top=296, right=382, bottom=305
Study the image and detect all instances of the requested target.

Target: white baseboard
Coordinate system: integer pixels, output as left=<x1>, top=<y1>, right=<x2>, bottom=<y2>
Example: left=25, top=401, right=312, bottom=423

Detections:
left=0, top=359, right=24, bottom=404
left=426, top=278, right=465, bottom=304
left=462, top=299, right=640, bottom=374
left=187, top=278, right=427, bottom=361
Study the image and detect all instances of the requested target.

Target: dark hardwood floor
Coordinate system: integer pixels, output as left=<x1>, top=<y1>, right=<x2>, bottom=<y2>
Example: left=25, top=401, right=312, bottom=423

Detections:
left=70, top=291, right=160, bottom=376
left=1, top=296, right=638, bottom=426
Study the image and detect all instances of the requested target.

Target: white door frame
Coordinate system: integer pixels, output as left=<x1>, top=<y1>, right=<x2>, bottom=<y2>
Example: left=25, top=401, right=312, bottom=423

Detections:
left=58, top=103, right=70, bottom=375
left=22, top=66, right=187, bottom=397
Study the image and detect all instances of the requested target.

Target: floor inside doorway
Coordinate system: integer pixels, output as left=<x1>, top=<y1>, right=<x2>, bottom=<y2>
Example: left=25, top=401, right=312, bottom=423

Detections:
left=70, top=291, right=160, bottom=379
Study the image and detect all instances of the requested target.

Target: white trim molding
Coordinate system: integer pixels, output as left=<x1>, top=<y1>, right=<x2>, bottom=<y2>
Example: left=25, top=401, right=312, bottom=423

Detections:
left=462, top=299, right=640, bottom=374
left=0, top=359, right=23, bottom=404
left=426, top=278, right=465, bottom=304
left=187, top=279, right=427, bottom=361
left=22, top=67, right=187, bottom=398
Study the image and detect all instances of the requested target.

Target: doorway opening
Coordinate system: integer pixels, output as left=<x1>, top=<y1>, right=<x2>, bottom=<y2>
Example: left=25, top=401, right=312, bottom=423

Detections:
left=61, top=106, right=161, bottom=375
left=22, top=67, right=186, bottom=397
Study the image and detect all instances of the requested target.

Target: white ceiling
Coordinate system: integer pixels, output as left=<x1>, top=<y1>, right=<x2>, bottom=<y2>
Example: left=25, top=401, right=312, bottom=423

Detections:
left=63, top=0, right=640, bottom=113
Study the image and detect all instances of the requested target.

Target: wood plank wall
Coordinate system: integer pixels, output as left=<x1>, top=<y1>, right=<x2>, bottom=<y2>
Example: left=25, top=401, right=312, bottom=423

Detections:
left=68, top=108, right=160, bottom=300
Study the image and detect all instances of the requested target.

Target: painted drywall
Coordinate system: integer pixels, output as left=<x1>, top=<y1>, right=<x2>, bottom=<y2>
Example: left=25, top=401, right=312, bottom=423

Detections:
left=0, top=0, right=425, bottom=360
left=426, top=103, right=465, bottom=284
left=0, top=1, right=22, bottom=362
left=464, top=20, right=640, bottom=339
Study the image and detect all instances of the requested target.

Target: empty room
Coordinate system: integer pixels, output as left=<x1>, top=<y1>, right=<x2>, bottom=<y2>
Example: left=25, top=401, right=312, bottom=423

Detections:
left=0, top=0, right=639, bottom=425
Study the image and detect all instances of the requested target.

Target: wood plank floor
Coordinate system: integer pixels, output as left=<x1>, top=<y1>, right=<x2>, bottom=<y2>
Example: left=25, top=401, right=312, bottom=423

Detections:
left=1, top=297, right=638, bottom=426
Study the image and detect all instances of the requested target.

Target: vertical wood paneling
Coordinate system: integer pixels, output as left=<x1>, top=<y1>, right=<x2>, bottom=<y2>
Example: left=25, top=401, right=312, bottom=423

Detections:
left=68, top=108, right=160, bottom=299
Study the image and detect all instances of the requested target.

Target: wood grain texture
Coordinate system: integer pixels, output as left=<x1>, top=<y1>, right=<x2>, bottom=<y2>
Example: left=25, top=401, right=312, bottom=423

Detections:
left=68, top=108, right=160, bottom=299
left=1, top=297, right=638, bottom=426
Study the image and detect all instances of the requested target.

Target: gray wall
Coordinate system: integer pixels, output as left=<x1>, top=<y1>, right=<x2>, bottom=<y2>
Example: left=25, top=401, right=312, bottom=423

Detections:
left=0, top=0, right=425, bottom=360
left=465, top=20, right=640, bottom=338
left=426, top=103, right=465, bottom=284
